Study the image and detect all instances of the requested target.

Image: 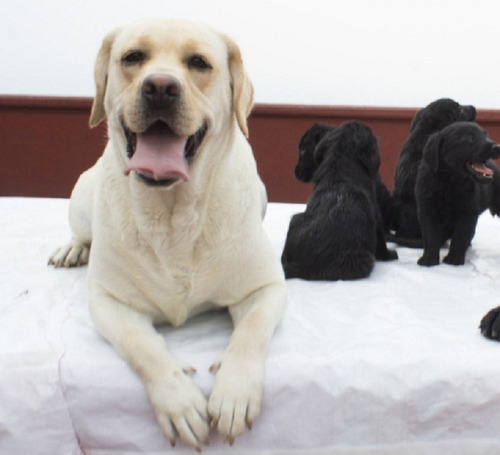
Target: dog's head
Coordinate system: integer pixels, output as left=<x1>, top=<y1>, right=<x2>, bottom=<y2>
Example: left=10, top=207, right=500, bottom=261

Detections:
left=423, top=122, right=500, bottom=183
left=89, top=18, right=254, bottom=188
left=314, top=121, right=380, bottom=180
left=410, top=98, right=476, bottom=134
left=294, top=124, right=333, bottom=182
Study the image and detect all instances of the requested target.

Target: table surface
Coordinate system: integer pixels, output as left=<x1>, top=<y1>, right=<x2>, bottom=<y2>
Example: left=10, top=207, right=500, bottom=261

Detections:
left=2, top=197, right=500, bottom=454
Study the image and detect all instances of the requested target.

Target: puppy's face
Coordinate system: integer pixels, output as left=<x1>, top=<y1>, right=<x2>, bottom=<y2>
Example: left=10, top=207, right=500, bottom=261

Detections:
left=294, top=124, right=332, bottom=182
left=411, top=98, right=476, bottom=133
left=423, top=122, right=500, bottom=182
left=89, top=19, right=253, bottom=188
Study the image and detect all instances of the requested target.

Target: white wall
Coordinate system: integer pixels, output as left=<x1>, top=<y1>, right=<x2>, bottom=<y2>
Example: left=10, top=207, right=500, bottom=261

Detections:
left=2, top=0, right=499, bottom=108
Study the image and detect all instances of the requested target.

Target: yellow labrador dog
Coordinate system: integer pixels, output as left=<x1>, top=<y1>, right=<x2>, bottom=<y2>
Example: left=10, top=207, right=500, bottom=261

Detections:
left=49, top=18, right=287, bottom=450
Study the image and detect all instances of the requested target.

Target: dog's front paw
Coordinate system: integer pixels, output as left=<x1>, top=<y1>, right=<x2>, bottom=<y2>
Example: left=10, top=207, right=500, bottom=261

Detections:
left=379, top=249, right=398, bottom=261
left=417, top=253, right=439, bottom=267
left=48, top=240, right=90, bottom=268
left=480, top=307, right=500, bottom=341
left=208, top=359, right=264, bottom=445
left=147, top=369, right=210, bottom=451
left=443, top=252, right=465, bottom=266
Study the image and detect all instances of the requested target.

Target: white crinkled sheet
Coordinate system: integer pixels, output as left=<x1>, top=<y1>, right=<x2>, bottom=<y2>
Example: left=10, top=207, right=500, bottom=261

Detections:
left=1, top=197, right=500, bottom=454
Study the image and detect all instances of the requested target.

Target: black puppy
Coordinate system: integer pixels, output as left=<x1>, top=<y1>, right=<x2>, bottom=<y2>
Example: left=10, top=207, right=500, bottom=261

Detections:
left=480, top=307, right=500, bottom=341
left=282, top=121, right=398, bottom=281
left=294, top=123, right=394, bottom=233
left=392, top=98, right=476, bottom=244
left=416, top=122, right=500, bottom=266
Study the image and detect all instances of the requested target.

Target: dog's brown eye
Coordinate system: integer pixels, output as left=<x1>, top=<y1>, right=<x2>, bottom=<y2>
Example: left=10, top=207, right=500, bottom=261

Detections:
left=122, top=51, right=147, bottom=65
left=187, top=55, right=211, bottom=71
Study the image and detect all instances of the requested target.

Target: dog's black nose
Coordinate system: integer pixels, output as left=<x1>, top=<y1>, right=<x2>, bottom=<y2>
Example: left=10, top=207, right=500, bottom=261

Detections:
left=492, top=143, right=500, bottom=159
left=142, top=74, right=181, bottom=107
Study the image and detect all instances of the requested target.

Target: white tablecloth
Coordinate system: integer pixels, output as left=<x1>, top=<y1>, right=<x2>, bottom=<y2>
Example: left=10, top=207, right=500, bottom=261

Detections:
left=1, top=197, right=500, bottom=454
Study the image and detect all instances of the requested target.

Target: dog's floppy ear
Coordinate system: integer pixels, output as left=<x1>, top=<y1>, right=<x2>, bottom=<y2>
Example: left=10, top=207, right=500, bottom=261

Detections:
left=357, top=144, right=380, bottom=177
left=313, top=134, right=331, bottom=166
left=89, top=29, right=119, bottom=128
left=423, top=131, right=442, bottom=172
left=223, top=34, right=254, bottom=138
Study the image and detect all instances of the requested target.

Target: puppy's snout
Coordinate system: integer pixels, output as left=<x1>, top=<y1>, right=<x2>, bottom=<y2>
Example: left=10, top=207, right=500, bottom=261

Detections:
left=142, top=74, right=181, bottom=107
left=491, top=142, right=500, bottom=159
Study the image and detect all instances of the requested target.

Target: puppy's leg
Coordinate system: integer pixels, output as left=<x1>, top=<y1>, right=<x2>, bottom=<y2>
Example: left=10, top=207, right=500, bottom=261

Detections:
left=375, top=219, right=398, bottom=261
left=443, top=214, right=478, bottom=265
left=480, top=307, right=500, bottom=340
left=208, top=282, right=287, bottom=444
left=395, top=203, right=422, bottom=240
left=417, top=214, right=442, bottom=266
left=89, top=290, right=210, bottom=451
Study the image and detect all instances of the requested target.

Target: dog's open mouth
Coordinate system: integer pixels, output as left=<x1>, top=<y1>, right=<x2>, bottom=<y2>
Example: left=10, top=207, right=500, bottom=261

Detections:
left=467, top=161, right=494, bottom=181
left=123, top=121, right=207, bottom=187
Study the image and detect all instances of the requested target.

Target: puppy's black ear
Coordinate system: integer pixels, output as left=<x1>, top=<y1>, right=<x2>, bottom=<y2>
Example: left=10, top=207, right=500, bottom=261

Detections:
left=313, top=137, right=329, bottom=166
left=311, top=124, right=332, bottom=145
left=352, top=142, right=380, bottom=177
left=423, top=131, right=442, bottom=172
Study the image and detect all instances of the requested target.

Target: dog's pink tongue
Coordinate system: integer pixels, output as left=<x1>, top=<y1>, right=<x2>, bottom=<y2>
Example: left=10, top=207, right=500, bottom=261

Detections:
left=124, top=123, right=189, bottom=182
left=472, top=162, right=494, bottom=176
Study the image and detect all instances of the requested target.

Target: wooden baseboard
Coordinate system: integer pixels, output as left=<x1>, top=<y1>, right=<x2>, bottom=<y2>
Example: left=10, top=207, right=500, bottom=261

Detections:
left=2, top=95, right=500, bottom=202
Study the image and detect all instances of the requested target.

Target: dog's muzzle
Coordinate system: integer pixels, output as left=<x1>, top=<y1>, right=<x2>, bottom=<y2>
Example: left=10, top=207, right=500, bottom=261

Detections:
left=122, top=74, right=207, bottom=187
left=467, top=142, right=500, bottom=183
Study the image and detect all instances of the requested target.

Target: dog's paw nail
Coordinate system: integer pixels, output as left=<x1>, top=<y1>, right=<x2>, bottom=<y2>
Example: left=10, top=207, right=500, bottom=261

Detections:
left=183, top=365, right=197, bottom=376
left=209, top=362, right=221, bottom=374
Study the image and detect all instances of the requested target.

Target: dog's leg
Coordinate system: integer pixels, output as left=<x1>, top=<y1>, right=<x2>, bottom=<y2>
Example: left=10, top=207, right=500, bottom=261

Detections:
left=417, top=215, right=442, bottom=266
left=395, top=203, right=422, bottom=240
left=89, top=291, right=210, bottom=451
left=208, top=282, right=287, bottom=444
left=375, top=218, right=398, bottom=261
left=443, top=214, right=478, bottom=265
left=480, top=307, right=500, bottom=340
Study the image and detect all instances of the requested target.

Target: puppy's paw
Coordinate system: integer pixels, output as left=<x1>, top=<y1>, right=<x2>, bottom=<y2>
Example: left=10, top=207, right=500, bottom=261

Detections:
left=480, top=307, right=500, bottom=341
left=208, top=359, right=264, bottom=445
left=443, top=253, right=465, bottom=266
left=378, top=249, right=398, bottom=261
left=147, top=369, right=210, bottom=451
left=417, top=254, right=439, bottom=267
left=48, top=240, right=90, bottom=268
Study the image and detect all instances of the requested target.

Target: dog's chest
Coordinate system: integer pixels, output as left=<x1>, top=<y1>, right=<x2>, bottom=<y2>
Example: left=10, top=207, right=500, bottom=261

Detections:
left=109, top=210, right=225, bottom=326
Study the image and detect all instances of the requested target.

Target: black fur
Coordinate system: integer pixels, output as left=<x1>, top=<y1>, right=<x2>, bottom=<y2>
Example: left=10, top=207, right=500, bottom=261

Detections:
left=415, top=122, right=500, bottom=266
left=480, top=307, right=500, bottom=341
left=294, top=124, right=332, bottom=182
left=294, top=123, right=394, bottom=233
left=281, top=121, right=397, bottom=281
left=392, top=98, right=476, bottom=245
